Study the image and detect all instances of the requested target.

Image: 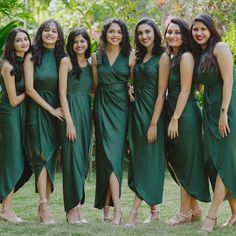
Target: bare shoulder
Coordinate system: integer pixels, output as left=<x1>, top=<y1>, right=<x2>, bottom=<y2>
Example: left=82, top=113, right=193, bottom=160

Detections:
left=91, top=52, right=97, bottom=65
left=181, top=51, right=194, bottom=60
left=160, top=52, right=170, bottom=62
left=1, top=60, right=13, bottom=76
left=61, top=56, right=71, bottom=65
left=214, top=42, right=231, bottom=56
left=25, top=52, right=33, bottom=61
left=129, top=51, right=136, bottom=66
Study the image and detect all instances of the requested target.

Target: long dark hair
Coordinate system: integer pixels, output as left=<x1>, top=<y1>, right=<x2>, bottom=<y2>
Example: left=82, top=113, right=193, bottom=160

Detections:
left=66, top=27, right=91, bottom=80
left=134, top=18, right=165, bottom=62
left=99, top=18, right=131, bottom=57
left=3, top=28, right=31, bottom=81
left=31, top=19, right=66, bottom=70
left=165, top=18, right=193, bottom=70
left=191, top=13, right=221, bottom=72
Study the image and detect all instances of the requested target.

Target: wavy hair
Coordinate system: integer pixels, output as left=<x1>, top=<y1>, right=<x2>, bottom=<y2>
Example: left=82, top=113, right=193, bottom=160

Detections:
left=164, top=18, right=193, bottom=70
left=3, top=28, right=31, bottom=81
left=66, top=27, right=91, bottom=80
left=134, top=18, right=165, bottom=62
left=31, top=19, right=66, bottom=70
left=191, top=13, right=221, bottom=72
left=98, top=18, right=131, bottom=58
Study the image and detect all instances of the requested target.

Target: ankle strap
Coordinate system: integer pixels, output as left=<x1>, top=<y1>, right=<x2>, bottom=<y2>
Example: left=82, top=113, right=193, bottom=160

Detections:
left=38, top=199, right=48, bottom=205
left=151, top=210, right=159, bottom=213
left=206, top=215, right=217, bottom=221
left=130, top=209, right=138, bottom=214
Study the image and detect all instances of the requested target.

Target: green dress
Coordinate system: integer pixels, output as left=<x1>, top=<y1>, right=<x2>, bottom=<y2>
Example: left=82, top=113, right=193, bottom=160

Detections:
left=128, top=56, right=166, bottom=205
left=27, top=47, right=60, bottom=192
left=94, top=52, right=129, bottom=209
left=166, top=59, right=210, bottom=202
left=61, top=64, right=92, bottom=212
left=196, top=65, right=236, bottom=198
left=0, top=58, right=32, bottom=202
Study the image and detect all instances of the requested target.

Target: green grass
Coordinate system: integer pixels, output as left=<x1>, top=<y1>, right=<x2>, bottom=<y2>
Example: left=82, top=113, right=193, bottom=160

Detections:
left=0, top=170, right=234, bottom=236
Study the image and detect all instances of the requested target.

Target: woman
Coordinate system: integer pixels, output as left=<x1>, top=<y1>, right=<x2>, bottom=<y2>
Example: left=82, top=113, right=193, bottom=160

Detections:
left=164, top=18, right=210, bottom=225
left=59, top=27, right=92, bottom=224
left=0, top=28, right=32, bottom=222
left=24, top=19, right=65, bottom=224
left=191, top=13, right=236, bottom=232
left=92, top=18, right=133, bottom=226
left=125, top=18, right=169, bottom=227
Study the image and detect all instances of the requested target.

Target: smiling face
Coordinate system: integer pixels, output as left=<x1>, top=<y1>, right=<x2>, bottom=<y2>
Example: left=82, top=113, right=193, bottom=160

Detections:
left=14, top=31, right=30, bottom=56
left=165, top=23, right=182, bottom=53
left=73, top=34, right=88, bottom=56
left=192, top=21, right=211, bottom=49
left=137, top=23, right=155, bottom=51
left=106, top=23, right=123, bottom=46
left=42, top=22, right=59, bottom=48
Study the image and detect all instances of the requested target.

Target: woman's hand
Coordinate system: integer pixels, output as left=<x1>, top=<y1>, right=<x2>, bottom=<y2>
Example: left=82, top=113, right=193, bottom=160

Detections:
left=168, top=119, right=179, bottom=139
left=128, top=84, right=135, bottom=102
left=50, top=107, right=64, bottom=121
left=147, top=124, right=157, bottom=144
left=219, top=111, right=230, bottom=138
left=66, top=122, right=76, bottom=142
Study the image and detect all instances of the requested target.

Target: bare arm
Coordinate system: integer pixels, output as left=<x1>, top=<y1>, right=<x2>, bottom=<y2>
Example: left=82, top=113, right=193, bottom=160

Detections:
left=128, top=52, right=136, bottom=102
left=168, top=52, right=194, bottom=139
left=147, top=53, right=170, bottom=143
left=214, top=42, right=233, bottom=137
left=24, top=53, right=64, bottom=121
left=1, top=62, right=26, bottom=107
left=91, top=53, right=98, bottom=94
left=59, top=57, right=76, bottom=141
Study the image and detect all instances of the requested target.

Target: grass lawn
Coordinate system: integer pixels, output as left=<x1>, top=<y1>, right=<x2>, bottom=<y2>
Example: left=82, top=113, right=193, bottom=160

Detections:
left=0, top=169, right=234, bottom=236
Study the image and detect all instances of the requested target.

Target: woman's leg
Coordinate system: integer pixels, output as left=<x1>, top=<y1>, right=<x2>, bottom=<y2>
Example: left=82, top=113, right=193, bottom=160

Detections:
left=143, top=204, right=159, bottom=223
left=109, top=172, right=122, bottom=225
left=103, top=187, right=111, bottom=221
left=201, top=174, right=227, bottom=231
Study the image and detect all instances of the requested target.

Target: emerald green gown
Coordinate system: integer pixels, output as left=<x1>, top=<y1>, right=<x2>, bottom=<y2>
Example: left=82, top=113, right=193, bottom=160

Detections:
left=196, top=65, right=236, bottom=198
left=166, top=59, right=210, bottom=202
left=0, top=58, right=32, bottom=202
left=94, top=52, right=129, bottom=209
left=61, top=65, right=92, bottom=212
left=27, top=48, right=61, bottom=192
left=128, top=56, right=166, bottom=205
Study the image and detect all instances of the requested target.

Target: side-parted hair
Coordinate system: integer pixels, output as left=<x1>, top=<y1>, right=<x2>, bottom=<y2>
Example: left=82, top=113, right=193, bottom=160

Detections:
left=191, top=13, right=222, bottom=72
left=3, top=28, right=31, bottom=81
left=98, top=18, right=131, bottom=57
left=164, top=18, right=193, bottom=70
left=66, top=27, right=91, bottom=80
left=134, top=18, right=165, bottom=62
left=31, top=19, right=66, bottom=70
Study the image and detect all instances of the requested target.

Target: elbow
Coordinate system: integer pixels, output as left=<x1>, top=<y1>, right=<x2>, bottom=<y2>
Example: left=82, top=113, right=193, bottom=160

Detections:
left=9, top=99, right=18, bottom=108
left=25, top=88, right=34, bottom=97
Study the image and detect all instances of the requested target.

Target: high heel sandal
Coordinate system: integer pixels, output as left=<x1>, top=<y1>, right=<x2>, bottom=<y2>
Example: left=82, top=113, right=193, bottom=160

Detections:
left=111, top=209, right=122, bottom=226
left=191, top=207, right=202, bottom=221
left=66, top=207, right=81, bottom=224
left=124, top=209, right=138, bottom=228
left=0, top=208, right=24, bottom=223
left=37, top=199, right=56, bottom=224
left=166, top=209, right=192, bottom=226
left=103, top=206, right=111, bottom=222
left=77, top=205, right=87, bottom=224
left=222, top=214, right=236, bottom=227
left=143, top=210, right=160, bottom=224
left=200, top=216, right=217, bottom=232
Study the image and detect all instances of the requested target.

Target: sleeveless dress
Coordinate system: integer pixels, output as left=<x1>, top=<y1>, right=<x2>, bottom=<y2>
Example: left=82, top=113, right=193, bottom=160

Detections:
left=27, top=47, right=61, bottom=192
left=94, top=52, right=129, bottom=209
left=166, top=58, right=210, bottom=202
left=0, top=57, right=32, bottom=202
left=196, top=64, right=236, bottom=198
left=128, top=56, right=166, bottom=205
left=61, top=65, right=92, bottom=212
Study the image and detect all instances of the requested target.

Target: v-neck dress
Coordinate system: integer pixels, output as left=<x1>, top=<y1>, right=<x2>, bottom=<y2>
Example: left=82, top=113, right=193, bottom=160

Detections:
left=196, top=64, right=236, bottom=198
left=0, top=58, right=32, bottom=202
left=27, top=47, right=61, bottom=192
left=166, top=57, right=210, bottom=202
left=60, top=64, right=93, bottom=212
left=128, top=56, right=166, bottom=205
left=93, top=51, right=129, bottom=209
